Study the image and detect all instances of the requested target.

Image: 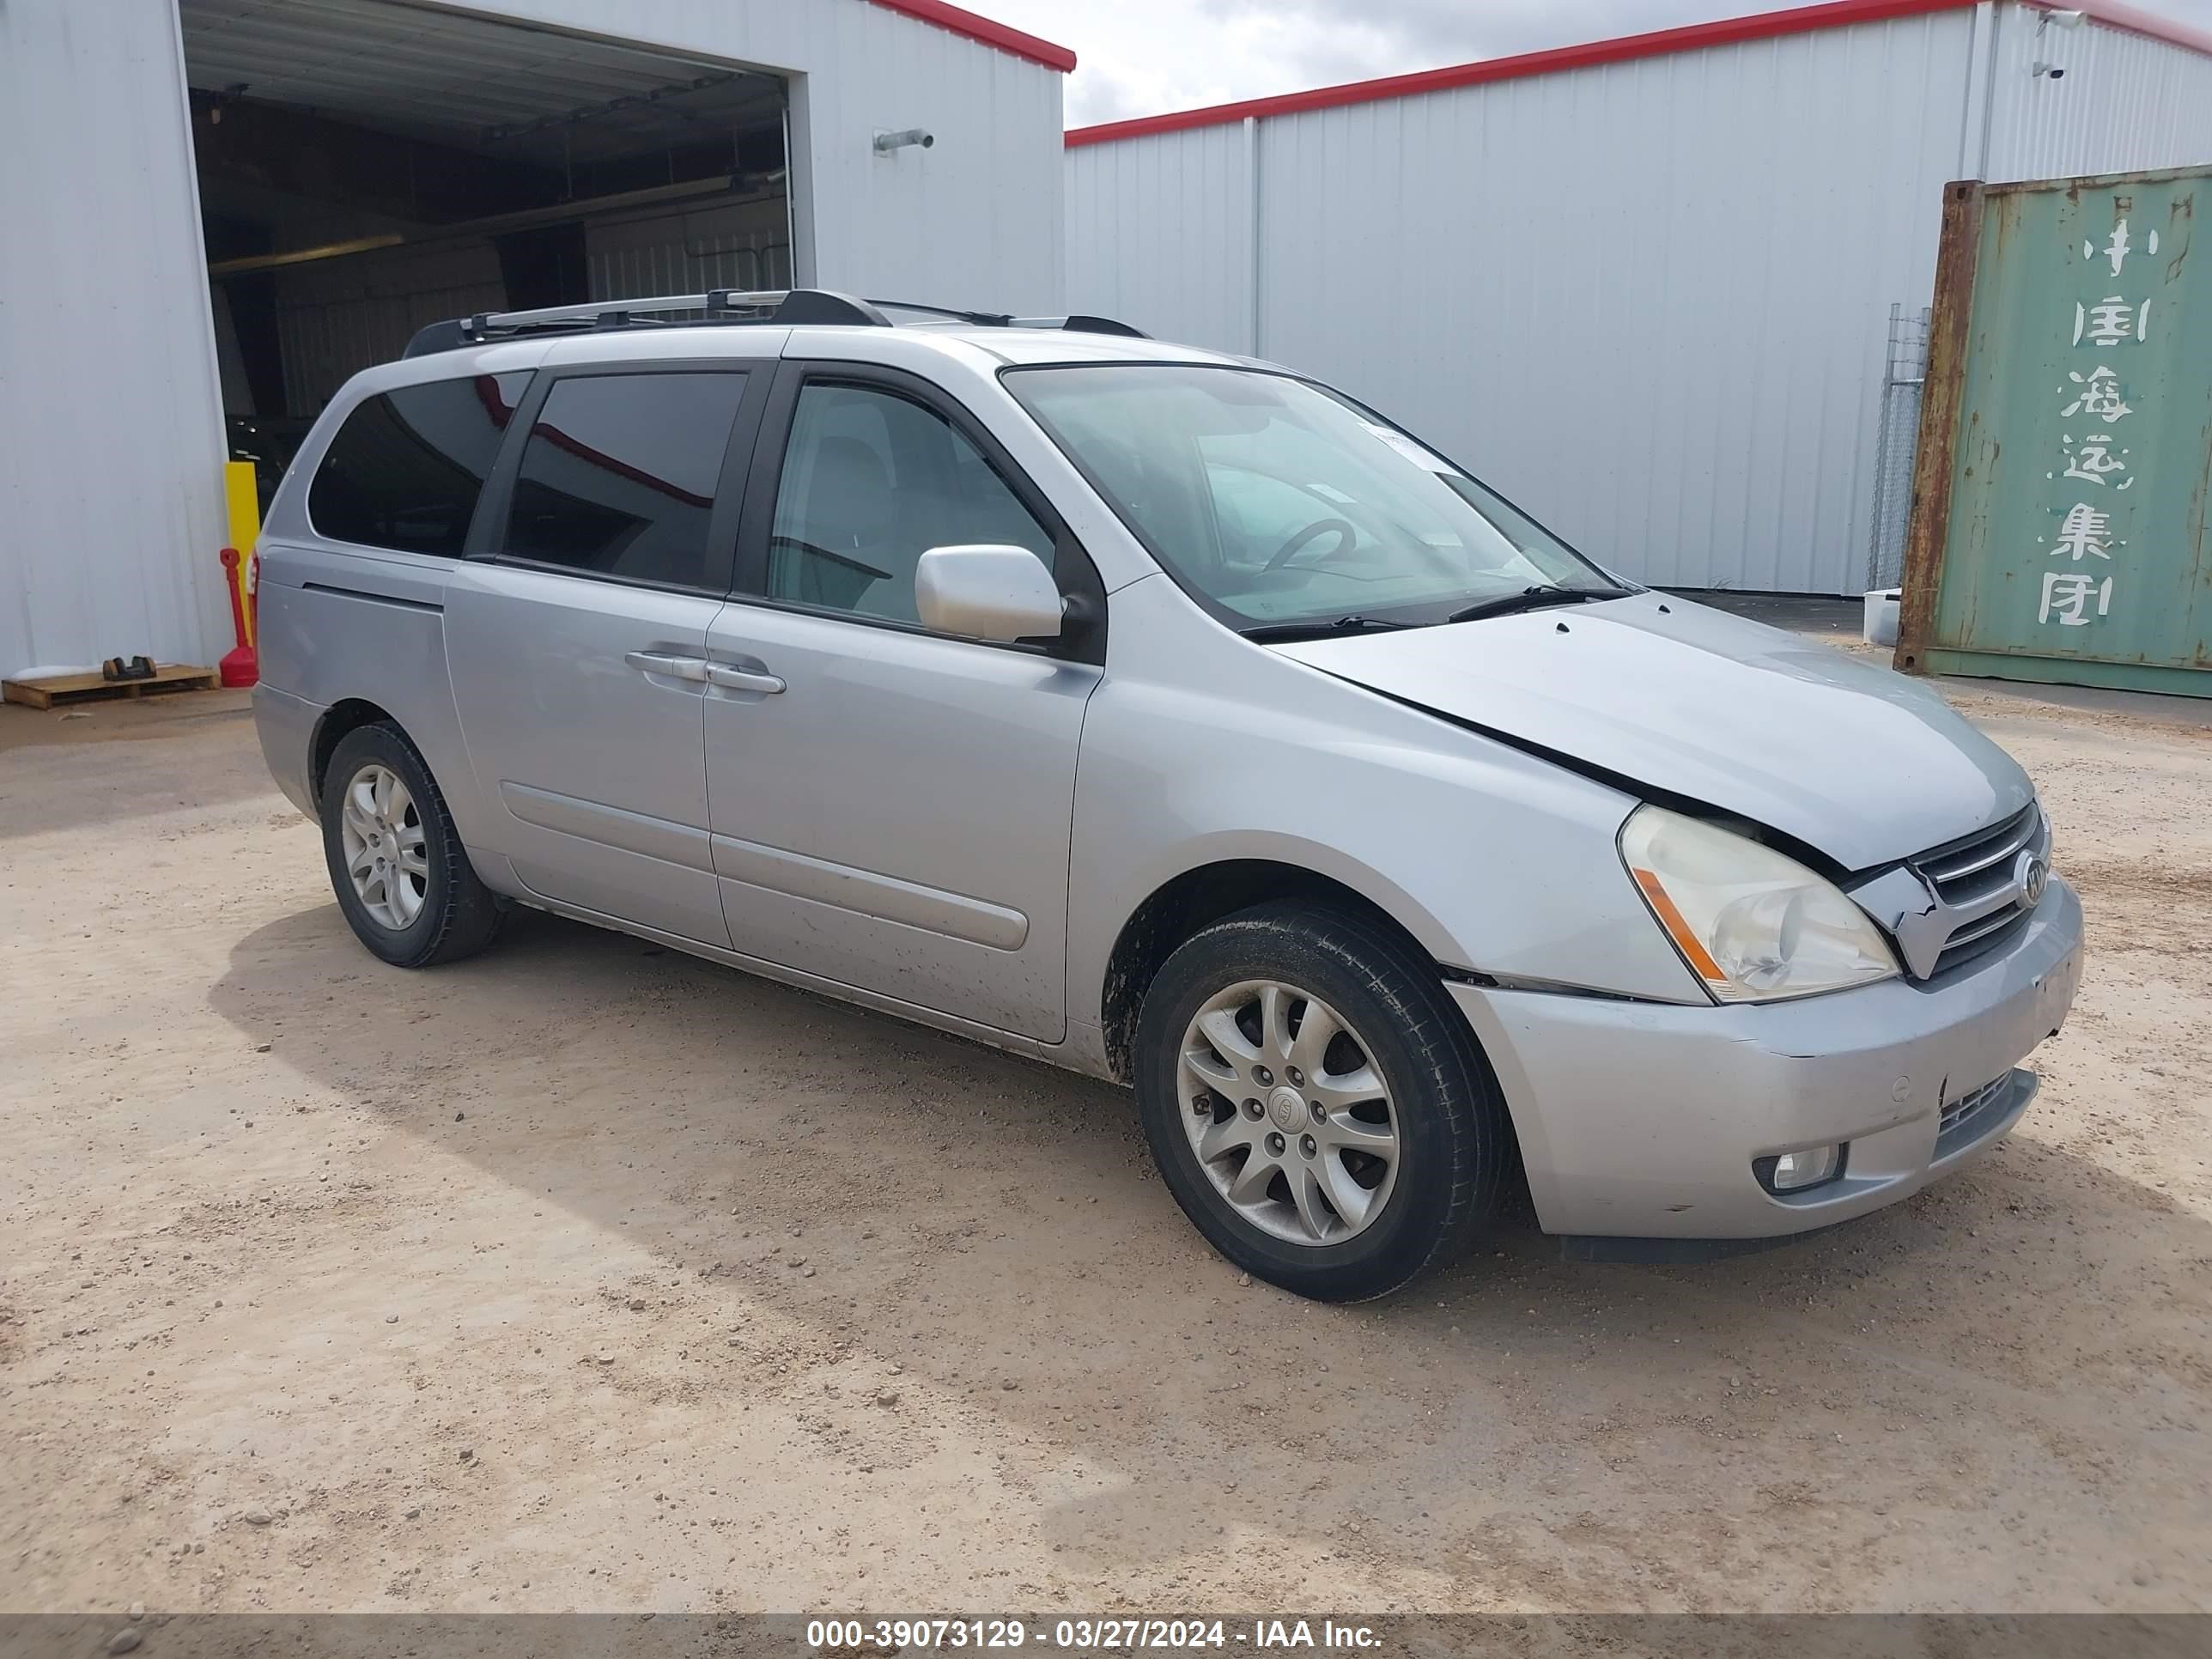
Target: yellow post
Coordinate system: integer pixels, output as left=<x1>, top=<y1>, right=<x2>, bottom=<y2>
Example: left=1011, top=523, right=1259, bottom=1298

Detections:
left=222, top=460, right=262, bottom=645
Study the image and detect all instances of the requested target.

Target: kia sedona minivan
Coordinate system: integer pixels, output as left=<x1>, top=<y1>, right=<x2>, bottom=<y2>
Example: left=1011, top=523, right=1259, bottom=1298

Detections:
left=252, top=289, right=2082, bottom=1300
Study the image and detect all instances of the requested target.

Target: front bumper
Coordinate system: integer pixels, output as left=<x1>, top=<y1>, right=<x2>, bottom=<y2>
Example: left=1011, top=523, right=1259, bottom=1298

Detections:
left=1449, top=877, right=2083, bottom=1240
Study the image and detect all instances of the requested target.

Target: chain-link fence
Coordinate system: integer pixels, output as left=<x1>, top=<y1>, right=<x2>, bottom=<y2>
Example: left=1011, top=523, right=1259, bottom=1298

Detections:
left=1866, top=301, right=1931, bottom=592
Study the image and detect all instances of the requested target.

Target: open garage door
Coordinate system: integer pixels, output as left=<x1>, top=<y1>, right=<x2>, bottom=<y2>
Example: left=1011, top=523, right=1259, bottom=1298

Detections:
left=183, top=0, right=791, bottom=501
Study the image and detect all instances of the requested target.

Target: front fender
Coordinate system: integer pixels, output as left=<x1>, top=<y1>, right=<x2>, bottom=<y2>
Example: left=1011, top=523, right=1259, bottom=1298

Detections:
left=1066, top=578, right=1708, bottom=1038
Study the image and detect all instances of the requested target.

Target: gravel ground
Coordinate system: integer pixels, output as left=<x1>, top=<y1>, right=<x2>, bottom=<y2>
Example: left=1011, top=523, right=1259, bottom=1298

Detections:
left=1, top=663, right=2206, bottom=1616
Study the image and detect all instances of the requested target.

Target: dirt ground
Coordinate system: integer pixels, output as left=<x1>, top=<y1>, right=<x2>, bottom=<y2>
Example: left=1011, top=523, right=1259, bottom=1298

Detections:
left=2, top=660, right=2207, bottom=1617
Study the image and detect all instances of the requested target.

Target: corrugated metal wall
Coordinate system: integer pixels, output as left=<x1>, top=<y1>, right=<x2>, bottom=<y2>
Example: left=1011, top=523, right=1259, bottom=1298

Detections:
left=1985, top=15, right=2212, bottom=181
left=1069, top=10, right=1983, bottom=595
left=497, top=0, right=1064, bottom=313
left=1065, top=3, right=2212, bottom=596
left=585, top=195, right=792, bottom=301
left=1, top=0, right=1064, bottom=677
left=1260, top=11, right=1979, bottom=597
left=1066, top=122, right=1255, bottom=356
left=270, top=243, right=508, bottom=417
left=1, top=1, right=234, bottom=677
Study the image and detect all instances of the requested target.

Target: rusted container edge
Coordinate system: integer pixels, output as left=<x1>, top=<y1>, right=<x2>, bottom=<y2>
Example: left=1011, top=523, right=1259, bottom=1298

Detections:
left=1893, top=178, right=1984, bottom=676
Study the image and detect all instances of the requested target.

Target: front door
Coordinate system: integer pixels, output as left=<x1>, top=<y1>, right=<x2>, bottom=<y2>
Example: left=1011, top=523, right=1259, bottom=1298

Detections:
left=702, top=367, right=1102, bottom=1041
left=446, top=361, right=767, bottom=945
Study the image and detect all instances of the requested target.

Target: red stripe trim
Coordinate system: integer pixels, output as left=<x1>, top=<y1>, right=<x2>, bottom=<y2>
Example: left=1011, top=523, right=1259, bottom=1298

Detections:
left=1064, top=0, right=2210, bottom=148
left=866, top=0, right=1076, bottom=72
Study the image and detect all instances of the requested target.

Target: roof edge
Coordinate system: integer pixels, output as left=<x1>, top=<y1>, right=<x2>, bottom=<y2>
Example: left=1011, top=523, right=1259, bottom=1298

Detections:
left=867, top=0, right=1076, bottom=73
left=1063, top=0, right=2209, bottom=148
left=2066, top=0, right=2212, bottom=58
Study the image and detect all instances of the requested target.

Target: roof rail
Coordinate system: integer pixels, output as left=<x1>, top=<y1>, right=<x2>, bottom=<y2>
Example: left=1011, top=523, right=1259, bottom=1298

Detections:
left=865, top=297, right=1148, bottom=337
left=400, top=289, right=1146, bottom=358
left=1046, top=313, right=1150, bottom=338
left=866, top=297, right=1017, bottom=325
left=401, top=289, right=888, bottom=357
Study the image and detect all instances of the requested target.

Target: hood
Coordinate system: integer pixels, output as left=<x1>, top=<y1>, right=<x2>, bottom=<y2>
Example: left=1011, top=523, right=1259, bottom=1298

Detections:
left=1272, top=593, right=2032, bottom=872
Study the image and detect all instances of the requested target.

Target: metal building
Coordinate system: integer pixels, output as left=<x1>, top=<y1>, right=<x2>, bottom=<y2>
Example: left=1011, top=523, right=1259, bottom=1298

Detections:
left=1065, top=0, right=2212, bottom=596
left=0, top=0, right=1073, bottom=678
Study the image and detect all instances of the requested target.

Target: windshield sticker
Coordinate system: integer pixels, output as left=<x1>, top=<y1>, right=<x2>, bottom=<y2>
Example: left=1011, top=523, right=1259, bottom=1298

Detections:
left=1360, top=422, right=1456, bottom=475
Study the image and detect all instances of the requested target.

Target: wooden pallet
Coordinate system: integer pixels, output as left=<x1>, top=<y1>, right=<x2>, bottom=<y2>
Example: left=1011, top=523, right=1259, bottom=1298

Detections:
left=3, top=664, right=221, bottom=710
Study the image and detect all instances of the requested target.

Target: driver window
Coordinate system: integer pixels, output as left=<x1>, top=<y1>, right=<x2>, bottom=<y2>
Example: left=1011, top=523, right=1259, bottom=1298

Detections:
left=768, top=383, right=1054, bottom=624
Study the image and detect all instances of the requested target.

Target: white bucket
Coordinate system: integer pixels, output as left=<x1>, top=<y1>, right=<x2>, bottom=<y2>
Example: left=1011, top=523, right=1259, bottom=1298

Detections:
left=1863, top=588, right=1901, bottom=647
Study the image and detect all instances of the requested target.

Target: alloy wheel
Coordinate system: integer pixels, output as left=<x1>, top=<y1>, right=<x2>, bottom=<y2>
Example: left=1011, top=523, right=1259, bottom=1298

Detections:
left=1176, top=979, right=1401, bottom=1246
left=339, top=763, right=428, bottom=931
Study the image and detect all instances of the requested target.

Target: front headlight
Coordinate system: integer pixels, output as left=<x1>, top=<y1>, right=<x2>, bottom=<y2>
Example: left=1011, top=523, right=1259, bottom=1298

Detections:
left=1620, top=805, right=1899, bottom=1004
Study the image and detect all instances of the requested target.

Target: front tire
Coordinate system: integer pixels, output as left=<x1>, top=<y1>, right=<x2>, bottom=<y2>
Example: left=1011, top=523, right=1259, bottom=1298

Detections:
left=319, top=723, right=505, bottom=968
left=1134, top=901, right=1511, bottom=1302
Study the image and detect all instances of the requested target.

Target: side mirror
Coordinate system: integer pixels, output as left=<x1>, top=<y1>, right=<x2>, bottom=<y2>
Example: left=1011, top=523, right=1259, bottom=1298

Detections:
left=915, top=544, right=1064, bottom=643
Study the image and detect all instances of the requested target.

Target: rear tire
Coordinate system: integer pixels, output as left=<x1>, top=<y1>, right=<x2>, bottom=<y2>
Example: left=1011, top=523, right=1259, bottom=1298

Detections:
left=320, top=723, right=505, bottom=969
left=1133, top=901, right=1510, bottom=1302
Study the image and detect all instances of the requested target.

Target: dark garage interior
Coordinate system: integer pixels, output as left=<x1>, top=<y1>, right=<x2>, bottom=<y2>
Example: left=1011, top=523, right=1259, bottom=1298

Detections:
left=182, top=0, right=791, bottom=497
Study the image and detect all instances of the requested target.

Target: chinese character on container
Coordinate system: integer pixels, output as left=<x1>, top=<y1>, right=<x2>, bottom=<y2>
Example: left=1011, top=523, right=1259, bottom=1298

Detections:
left=2039, top=571, right=2113, bottom=629
left=2049, top=502, right=2117, bottom=562
left=2033, top=210, right=2158, bottom=639
left=2074, top=295, right=2152, bottom=347
left=2053, top=433, right=2131, bottom=489
left=2082, top=218, right=2158, bottom=277
left=2059, top=367, right=2131, bottom=424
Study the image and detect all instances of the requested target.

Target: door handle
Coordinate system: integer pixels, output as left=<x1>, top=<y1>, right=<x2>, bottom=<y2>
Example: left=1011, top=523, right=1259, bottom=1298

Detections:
left=704, top=663, right=787, bottom=695
left=624, top=650, right=711, bottom=683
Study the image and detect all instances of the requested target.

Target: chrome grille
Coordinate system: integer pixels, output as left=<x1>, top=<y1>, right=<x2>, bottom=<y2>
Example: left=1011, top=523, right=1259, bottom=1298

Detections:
left=1938, top=1074, right=2010, bottom=1141
left=1934, top=903, right=2030, bottom=963
left=1918, top=803, right=2042, bottom=906
left=1911, top=803, right=2045, bottom=977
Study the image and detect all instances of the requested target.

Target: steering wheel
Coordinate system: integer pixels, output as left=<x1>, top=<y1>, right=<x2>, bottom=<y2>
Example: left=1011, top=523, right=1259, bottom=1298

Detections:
left=1262, top=517, right=1358, bottom=571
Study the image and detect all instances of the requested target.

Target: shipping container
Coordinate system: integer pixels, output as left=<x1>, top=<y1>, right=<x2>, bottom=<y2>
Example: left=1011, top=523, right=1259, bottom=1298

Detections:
left=1898, top=166, right=2209, bottom=695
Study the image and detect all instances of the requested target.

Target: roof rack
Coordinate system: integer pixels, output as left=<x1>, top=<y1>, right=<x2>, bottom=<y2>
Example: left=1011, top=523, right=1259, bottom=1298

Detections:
left=865, top=297, right=1150, bottom=338
left=401, top=288, right=1147, bottom=358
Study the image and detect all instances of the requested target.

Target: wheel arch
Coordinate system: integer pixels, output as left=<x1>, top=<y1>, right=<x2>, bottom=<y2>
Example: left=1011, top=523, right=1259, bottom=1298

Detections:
left=1095, top=851, right=1474, bottom=1085
left=309, top=698, right=403, bottom=806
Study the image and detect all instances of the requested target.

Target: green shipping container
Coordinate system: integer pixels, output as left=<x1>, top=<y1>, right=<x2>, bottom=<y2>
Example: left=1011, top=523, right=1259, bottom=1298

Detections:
left=1898, top=167, right=2210, bottom=697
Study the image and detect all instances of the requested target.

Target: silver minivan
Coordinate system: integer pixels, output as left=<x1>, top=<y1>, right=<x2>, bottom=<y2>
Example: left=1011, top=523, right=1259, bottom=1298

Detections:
left=252, top=289, right=2083, bottom=1300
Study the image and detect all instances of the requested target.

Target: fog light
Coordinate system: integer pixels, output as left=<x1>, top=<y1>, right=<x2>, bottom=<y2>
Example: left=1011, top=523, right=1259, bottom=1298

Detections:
left=1755, top=1144, right=1844, bottom=1194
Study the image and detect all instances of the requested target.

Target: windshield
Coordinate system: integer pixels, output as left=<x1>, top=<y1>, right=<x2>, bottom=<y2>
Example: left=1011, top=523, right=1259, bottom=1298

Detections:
left=1004, top=363, right=1621, bottom=630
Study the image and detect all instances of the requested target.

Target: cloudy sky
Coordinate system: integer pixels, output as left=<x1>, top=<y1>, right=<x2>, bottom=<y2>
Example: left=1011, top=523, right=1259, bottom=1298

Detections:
left=975, top=0, right=2212, bottom=127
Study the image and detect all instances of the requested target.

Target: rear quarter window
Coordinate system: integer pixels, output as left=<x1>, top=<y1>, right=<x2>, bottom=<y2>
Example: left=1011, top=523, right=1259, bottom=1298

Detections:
left=307, top=373, right=530, bottom=556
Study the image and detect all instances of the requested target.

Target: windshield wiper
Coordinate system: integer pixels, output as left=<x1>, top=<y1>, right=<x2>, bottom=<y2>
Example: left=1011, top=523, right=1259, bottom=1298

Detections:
left=1240, top=614, right=1413, bottom=643
left=1444, top=585, right=1607, bottom=625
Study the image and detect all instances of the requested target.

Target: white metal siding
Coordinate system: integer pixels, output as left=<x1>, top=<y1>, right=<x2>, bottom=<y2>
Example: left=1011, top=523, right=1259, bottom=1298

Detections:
left=1066, top=123, right=1255, bottom=355
left=1070, top=11, right=1981, bottom=594
left=2, top=0, right=1063, bottom=676
left=1, top=1, right=234, bottom=677
left=489, top=0, right=1064, bottom=313
left=1066, top=3, right=2212, bottom=595
left=1985, top=15, right=2212, bottom=181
